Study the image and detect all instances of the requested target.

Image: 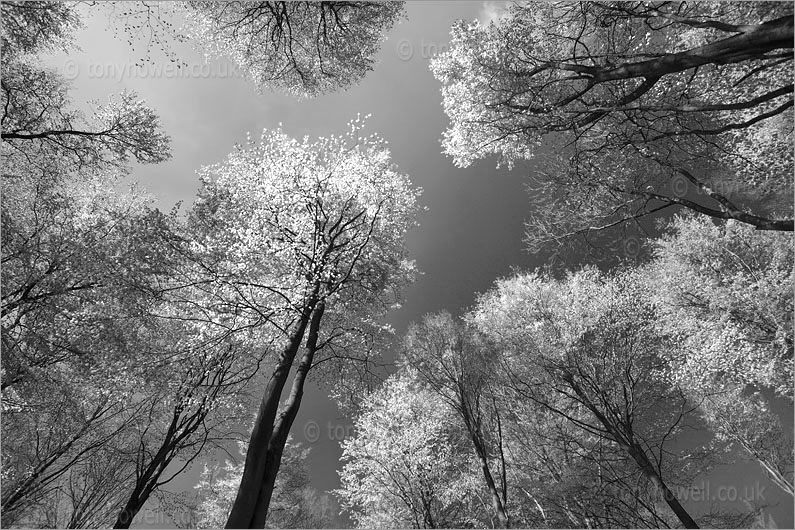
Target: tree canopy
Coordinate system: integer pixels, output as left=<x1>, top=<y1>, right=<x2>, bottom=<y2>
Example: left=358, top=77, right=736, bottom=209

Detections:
left=184, top=1, right=405, bottom=96
left=2, top=2, right=792, bottom=529
left=194, top=118, right=420, bottom=528
left=431, top=1, right=794, bottom=251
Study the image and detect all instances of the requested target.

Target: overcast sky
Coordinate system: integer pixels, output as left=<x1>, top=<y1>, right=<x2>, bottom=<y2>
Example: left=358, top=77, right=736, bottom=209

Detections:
left=49, top=2, right=792, bottom=528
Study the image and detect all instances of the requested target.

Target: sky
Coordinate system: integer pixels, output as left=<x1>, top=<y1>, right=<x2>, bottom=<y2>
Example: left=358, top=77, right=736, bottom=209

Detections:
left=46, top=2, right=792, bottom=528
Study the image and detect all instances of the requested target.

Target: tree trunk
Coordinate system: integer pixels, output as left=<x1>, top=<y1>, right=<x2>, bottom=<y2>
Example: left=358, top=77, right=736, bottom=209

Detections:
left=249, top=301, right=326, bottom=528
left=460, top=404, right=510, bottom=528
left=625, top=443, right=699, bottom=529
left=114, top=482, right=156, bottom=529
left=225, top=292, right=319, bottom=529
left=113, top=416, right=181, bottom=528
left=566, top=378, right=699, bottom=529
left=478, top=454, right=510, bottom=528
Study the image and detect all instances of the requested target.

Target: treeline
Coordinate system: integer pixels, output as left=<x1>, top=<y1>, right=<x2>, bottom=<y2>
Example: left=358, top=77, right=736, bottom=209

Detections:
left=335, top=215, right=793, bottom=528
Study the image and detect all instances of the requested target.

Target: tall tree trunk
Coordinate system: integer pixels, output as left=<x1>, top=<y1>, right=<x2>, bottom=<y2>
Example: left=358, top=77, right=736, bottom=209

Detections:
left=225, top=292, right=319, bottom=529
left=566, top=378, right=699, bottom=529
left=460, top=404, right=510, bottom=527
left=113, top=458, right=165, bottom=528
left=114, top=481, right=156, bottom=529
left=250, top=301, right=326, bottom=528
left=477, top=453, right=510, bottom=528
left=114, top=404, right=198, bottom=528
left=625, top=443, right=699, bottom=529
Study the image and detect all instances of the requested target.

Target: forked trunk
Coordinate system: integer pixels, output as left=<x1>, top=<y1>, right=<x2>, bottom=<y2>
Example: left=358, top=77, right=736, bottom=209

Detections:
left=250, top=301, right=326, bottom=528
left=225, top=292, right=319, bottom=529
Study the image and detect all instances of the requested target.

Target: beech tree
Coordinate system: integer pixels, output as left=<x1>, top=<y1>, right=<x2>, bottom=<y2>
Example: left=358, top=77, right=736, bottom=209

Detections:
left=431, top=1, right=794, bottom=250
left=499, top=395, right=683, bottom=528
left=401, top=313, right=510, bottom=528
left=1, top=174, right=176, bottom=386
left=336, top=372, right=481, bottom=529
left=1, top=66, right=169, bottom=180
left=341, top=215, right=792, bottom=528
left=1, top=1, right=171, bottom=179
left=696, top=385, right=793, bottom=497
left=0, top=0, right=80, bottom=56
left=111, top=334, right=260, bottom=529
left=186, top=118, right=419, bottom=528
left=1, top=370, right=141, bottom=527
left=646, top=215, right=794, bottom=496
left=184, top=1, right=405, bottom=96
left=400, top=312, right=675, bottom=528
left=470, top=269, right=702, bottom=528
left=0, top=170, right=260, bottom=528
left=648, top=215, right=793, bottom=396
left=1, top=66, right=171, bottom=176
left=342, top=311, right=702, bottom=529
left=6, top=345, right=254, bottom=530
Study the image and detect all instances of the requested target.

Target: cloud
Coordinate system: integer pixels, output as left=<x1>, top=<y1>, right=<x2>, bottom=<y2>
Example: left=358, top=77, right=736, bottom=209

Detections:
left=477, top=1, right=511, bottom=26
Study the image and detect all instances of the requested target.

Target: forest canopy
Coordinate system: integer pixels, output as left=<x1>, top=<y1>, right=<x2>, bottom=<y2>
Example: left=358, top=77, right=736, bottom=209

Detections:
left=1, top=1, right=792, bottom=529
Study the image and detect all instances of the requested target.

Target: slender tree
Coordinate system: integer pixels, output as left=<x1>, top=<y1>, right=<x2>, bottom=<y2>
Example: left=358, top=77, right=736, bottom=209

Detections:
left=112, top=338, right=259, bottom=528
left=470, top=269, right=703, bottom=528
left=402, top=313, right=511, bottom=528
left=186, top=119, right=419, bottom=528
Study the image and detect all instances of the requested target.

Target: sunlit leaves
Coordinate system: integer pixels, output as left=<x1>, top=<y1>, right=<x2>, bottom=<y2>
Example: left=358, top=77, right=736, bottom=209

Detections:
left=647, top=215, right=794, bottom=397
left=431, top=1, right=794, bottom=249
left=644, top=215, right=794, bottom=495
left=468, top=267, right=705, bottom=527
left=336, top=372, right=480, bottom=529
left=1, top=2, right=171, bottom=180
left=432, top=2, right=793, bottom=168
left=0, top=1, right=81, bottom=57
left=188, top=116, right=420, bottom=339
